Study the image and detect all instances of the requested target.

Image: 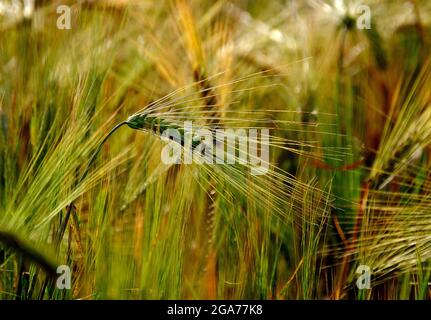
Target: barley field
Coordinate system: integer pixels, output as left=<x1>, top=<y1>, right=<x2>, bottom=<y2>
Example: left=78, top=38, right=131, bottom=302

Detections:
left=0, top=0, right=431, bottom=300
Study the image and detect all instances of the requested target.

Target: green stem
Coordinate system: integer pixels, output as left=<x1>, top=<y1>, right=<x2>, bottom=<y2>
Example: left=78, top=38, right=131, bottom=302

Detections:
left=78, top=121, right=127, bottom=184
left=39, top=121, right=126, bottom=299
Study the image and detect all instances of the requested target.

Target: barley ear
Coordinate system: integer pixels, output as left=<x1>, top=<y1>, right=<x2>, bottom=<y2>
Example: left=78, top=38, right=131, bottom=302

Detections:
left=0, top=230, right=58, bottom=277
